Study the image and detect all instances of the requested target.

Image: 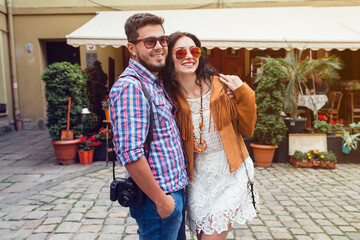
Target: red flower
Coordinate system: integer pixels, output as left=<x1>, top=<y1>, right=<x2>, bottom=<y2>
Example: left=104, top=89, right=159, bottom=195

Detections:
left=331, top=120, right=335, bottom=125
left=324, top=116, right=328, bottom=121
left=340, top=119, right=344, bottom=123
left=318, top=115, right=323, bottom=120
left=91, top=136, right=96, bottom=140
left=99, top=127, right=104, bottom=131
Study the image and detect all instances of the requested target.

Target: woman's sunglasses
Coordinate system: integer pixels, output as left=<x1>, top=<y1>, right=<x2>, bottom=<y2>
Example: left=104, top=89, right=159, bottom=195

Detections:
left=175, top=47, right=202, bottom=60
left=130, top=35, right=169, bottom=49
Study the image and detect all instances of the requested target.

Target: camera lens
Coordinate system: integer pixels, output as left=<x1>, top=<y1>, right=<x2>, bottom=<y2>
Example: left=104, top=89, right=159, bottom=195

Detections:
left=118, top=189, right=135, bottom=207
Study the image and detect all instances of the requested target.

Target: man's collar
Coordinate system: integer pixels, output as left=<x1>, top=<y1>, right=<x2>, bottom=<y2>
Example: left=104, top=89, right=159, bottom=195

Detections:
left=129, top=59, right=158, bottom=85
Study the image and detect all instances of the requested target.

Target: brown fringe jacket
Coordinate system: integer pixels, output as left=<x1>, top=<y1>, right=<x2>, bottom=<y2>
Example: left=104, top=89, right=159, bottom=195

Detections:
left=172, top=76, right=257, bottom=182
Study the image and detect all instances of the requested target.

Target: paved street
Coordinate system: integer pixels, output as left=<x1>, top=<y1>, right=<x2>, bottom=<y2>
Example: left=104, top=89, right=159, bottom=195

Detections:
left=0, top=130, right=360, bottom=240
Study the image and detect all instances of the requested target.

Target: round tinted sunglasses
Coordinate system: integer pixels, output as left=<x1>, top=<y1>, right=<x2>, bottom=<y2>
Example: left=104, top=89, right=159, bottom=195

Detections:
left=175, top=47, right=202, bottom=60
left=130, top=35, right=169, bottom=49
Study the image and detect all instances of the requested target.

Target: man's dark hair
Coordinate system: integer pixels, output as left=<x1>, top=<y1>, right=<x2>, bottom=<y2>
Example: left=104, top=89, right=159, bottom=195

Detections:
left=125, top=13, right=164, bottom=42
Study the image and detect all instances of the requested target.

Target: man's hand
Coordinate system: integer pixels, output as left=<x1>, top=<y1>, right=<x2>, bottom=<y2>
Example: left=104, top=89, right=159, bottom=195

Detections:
left=155, top=194, right=175, bottom=218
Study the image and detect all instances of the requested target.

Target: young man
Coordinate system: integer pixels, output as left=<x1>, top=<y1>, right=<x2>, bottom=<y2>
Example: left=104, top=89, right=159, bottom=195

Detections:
left=109, top=13, right=189, bottom=239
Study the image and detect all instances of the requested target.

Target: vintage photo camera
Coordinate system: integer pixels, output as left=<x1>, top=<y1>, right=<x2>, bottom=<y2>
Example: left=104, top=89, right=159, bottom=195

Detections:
left=110, top=177, right=145, bottom=207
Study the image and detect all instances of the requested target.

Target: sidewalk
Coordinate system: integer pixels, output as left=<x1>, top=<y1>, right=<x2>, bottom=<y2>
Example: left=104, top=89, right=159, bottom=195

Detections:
left=0, top=130, right=359, bottom=240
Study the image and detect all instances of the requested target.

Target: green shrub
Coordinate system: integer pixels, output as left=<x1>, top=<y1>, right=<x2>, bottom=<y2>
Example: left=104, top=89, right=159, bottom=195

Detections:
left=41, top=62, right=90, bottom=141
left=252, top=59, right=288, bottom=146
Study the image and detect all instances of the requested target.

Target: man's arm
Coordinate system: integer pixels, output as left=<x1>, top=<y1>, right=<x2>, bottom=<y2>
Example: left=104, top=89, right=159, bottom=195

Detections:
left=125, top=156, right=174, bottom=218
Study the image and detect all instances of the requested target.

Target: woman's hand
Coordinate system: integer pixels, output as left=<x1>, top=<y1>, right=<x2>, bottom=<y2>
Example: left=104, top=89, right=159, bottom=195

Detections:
left=218, top=74, right=244, bottom=91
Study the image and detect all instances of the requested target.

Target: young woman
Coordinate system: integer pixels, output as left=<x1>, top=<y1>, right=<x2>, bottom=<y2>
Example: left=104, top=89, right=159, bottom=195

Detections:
left=163, top=31, right=258, bottom=240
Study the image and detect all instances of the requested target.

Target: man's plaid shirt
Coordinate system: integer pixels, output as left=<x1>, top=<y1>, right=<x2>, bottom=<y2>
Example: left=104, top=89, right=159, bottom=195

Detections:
left=109, top=59, right=188, bottom=193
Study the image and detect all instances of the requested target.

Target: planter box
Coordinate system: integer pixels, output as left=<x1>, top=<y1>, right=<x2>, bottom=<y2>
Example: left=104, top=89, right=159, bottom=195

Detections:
left=327, top=135, right=360, bottom=163
left=289, top=156, right=336, bottom=169
left=93, top=142, right=113, bottom=161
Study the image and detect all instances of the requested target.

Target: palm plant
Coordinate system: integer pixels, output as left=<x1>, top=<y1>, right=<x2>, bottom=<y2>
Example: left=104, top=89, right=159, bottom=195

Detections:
left=259, top=44, right=342, bottom=118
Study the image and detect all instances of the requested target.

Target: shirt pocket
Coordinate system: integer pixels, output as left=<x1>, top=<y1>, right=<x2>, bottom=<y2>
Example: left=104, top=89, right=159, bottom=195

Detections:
left=152, top=95, right=173, bottom=123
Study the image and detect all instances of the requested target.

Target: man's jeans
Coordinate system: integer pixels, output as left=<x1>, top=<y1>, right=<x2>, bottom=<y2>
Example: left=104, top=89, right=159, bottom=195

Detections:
left=129, top=189, right=186, bottom=240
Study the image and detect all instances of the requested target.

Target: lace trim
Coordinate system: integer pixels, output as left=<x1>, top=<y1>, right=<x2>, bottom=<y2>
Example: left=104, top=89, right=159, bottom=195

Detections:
left=187, top=203, right=256, bottom=235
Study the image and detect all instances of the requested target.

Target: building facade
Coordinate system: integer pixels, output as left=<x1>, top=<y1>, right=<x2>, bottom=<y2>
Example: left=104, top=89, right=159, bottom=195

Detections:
left=1, top=0, right=360, bottom=132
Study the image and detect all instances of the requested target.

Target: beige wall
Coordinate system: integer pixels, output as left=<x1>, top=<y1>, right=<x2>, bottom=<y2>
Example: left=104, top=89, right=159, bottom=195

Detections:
left=13, top=14, right=94, bottom=122
left=0, top=6, right=12, bottom=127
left=80, top=45, right=123, bottom=86
left=10, top=0, right=360, bottom=14
left=2, top=0, right=360, bottom=130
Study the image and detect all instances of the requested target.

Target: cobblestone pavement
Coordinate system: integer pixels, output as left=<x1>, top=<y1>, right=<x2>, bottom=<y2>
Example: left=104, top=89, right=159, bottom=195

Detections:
left=0, top=130, right=360, bottom=240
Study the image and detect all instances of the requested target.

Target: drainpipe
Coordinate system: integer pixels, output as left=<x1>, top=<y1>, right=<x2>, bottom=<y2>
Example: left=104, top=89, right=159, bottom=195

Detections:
left=218, top=0, right=223, bottom=8
left=6, top=0, right=22, bottom=131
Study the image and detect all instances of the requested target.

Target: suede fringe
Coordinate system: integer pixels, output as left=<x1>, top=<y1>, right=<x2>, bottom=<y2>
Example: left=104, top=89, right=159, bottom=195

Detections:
left=210, top=94, right=238, bottom=131
left=176, top=107, right=193, bottom=140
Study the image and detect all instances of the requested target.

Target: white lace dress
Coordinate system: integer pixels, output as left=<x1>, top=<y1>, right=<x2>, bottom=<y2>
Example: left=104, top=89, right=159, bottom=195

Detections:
left=186, top=90, right=257, bottom=235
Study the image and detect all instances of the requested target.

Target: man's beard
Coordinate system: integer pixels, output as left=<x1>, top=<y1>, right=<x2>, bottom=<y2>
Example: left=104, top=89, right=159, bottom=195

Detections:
left=137, top=50, right=166, bottom=73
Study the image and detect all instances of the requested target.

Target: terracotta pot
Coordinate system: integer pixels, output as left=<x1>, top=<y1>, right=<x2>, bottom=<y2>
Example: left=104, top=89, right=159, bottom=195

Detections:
left=104, top=108, right=110, bottom=121
left=51, top=139, right=80, bottom=165
left=250, top=143, right=278, bottom=168
left=78, top=150, right=94, bottom=165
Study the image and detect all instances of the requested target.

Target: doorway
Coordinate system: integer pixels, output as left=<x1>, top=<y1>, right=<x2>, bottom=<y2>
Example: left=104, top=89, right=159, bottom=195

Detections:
left=46, top=41, right=80, bottom=65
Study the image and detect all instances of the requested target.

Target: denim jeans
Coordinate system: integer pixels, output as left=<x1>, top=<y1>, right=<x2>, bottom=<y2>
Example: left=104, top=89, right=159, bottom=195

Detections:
left=129, top=189, right=186, bottom=240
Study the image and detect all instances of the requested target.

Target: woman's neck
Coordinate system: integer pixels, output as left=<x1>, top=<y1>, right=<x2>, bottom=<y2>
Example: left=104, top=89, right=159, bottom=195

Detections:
left=176, top=73, right=201, bottom=99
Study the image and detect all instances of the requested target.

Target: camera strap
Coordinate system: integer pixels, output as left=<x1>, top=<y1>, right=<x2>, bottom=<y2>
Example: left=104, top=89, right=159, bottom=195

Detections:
left=112, top=75, right=154, bottom=181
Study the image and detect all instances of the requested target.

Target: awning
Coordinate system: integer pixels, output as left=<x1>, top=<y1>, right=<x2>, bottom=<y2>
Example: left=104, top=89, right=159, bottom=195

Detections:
left=66, top=7, right=360, bottom=51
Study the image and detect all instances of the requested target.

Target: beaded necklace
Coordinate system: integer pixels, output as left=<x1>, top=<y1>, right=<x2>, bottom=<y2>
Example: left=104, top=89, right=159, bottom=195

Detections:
left=193, top=80, right=207, bottom=152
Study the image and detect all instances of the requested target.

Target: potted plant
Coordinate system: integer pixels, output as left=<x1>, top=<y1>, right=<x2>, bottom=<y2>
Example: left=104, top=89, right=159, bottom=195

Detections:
left=259, top=45, right=342, bottom=133
left=41, top=62, right=89, bottom=165
left=313, top=114, right=331, bottom=134
left=102, top=98, right=110, bottom=121
left=328, top=119, right=344, bottom=135
left=78, top=135, right=101, bottom=164
left=349, top=122, right=360, bottom=133
left=341, top=130, right=360, bottom=154
left=250, top=59, right=288, bottom=167
left=84, top=61, right=108, bottom=132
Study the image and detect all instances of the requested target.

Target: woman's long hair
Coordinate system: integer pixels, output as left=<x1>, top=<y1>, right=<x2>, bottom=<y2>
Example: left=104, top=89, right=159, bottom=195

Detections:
left=162, top=32, right=218, bottom=98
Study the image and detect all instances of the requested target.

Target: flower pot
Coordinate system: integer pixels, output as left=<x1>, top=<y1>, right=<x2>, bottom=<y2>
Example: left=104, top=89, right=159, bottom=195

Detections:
left=329, top=129, right=343, bottom=136
left=250, top=143, right=278, bottom=168
left=342, top=144, right=350, bottom=154
left=78, top=150, right=94, bottom=165
left=51, top=139, right=80, bottom=165
left=104, top=108, right=110, bottom=121
left=284, top=118, right=307, bottom=133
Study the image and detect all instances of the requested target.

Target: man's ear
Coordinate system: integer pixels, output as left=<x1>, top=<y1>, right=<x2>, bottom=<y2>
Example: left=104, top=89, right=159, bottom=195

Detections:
left=127, top=43, right=136, bottom=58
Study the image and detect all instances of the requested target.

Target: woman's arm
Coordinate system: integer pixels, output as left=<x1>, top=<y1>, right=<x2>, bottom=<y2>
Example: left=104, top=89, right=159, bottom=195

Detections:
left=218, top=74, right=257, bottom=137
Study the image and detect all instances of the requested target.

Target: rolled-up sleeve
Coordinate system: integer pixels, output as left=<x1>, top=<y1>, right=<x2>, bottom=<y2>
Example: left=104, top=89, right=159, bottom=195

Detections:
left=109, top=81, right=150, bottom=166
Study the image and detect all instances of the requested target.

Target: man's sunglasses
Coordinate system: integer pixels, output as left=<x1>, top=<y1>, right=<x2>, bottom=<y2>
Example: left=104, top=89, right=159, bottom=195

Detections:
left=175, top=47, right=202, bottom=60
left=130, top=36, right=169, bottom=49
